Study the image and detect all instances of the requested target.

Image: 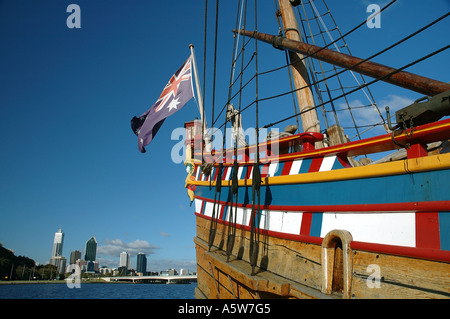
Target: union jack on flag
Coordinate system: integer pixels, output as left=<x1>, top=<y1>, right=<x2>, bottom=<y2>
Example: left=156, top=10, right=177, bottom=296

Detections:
left=131, top=55, right=194, bottom=153
left=154, top=58, right=192, bottom=113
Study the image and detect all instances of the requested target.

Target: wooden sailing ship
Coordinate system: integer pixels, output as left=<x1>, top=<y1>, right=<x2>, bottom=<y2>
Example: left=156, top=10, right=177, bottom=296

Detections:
left=183, top=0, right=450, bottom=299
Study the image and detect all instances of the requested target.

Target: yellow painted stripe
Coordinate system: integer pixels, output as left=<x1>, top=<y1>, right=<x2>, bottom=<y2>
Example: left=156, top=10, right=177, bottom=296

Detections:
left=188, top=153, right=450, bottom=187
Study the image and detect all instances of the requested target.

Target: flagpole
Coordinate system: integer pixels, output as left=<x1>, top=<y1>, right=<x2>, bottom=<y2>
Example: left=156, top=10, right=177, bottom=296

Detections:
left=189, top=44, right=210, bottom=152
left=189, top=44, right=207, bottom=133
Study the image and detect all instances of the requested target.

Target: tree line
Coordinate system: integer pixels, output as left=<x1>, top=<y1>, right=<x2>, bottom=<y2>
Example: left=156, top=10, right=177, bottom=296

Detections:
left=0, top=243, right=61, bottom=281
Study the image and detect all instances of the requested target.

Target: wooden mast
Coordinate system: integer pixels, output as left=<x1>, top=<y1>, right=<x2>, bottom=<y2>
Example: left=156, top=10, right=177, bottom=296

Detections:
left=277, top=0, right=321, bottom=135
left=234, top=29, right=450, bottom=98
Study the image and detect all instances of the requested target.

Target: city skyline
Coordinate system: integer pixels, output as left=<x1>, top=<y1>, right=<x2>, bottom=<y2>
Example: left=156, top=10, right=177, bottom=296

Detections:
left=44, top=228, right=159, bottom=272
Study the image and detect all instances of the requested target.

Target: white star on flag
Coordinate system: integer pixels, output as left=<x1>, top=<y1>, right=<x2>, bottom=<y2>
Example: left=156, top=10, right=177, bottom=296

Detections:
left=167, top=97, right=181, bottom=112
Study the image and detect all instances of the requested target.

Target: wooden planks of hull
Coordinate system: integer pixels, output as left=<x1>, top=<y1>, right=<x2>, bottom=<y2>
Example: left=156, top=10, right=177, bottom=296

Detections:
left=194, top=215, right=450, bottom=299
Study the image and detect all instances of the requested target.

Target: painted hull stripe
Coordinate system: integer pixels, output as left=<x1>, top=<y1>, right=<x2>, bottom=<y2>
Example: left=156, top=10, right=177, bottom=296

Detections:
left=194, top=169, right=450, bottom=208
left=194, top=211, right=450, bottom=263
left=194, top=196, right=450, bottom=250
left=192, top=155, right=345, bottom=182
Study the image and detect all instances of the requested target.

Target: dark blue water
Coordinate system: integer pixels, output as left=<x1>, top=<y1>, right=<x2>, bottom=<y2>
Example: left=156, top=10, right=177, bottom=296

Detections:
left=0, top=282, right=197, bottom=299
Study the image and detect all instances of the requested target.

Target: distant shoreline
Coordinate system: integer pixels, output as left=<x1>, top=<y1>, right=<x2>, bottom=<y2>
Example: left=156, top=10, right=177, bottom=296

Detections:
left=0, top=279, right=118, bottom=285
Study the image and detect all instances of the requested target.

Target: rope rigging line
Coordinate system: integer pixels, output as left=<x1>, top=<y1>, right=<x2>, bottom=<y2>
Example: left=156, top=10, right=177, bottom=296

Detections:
left=207, top=0, right=222, bottom=252
left=249, top=0, right=396, bottom=80
left=299, top=0, right=365, bottom=139
left=309, top=0, right=379, bottom=108
left=201, top=0, right=208, bottom=163
left=261, top=43, right=450, bottom=129
left=210, top=0, right=220, bottom=145
left=235, top=10, right=449, bottom=128
left=249, top=0, right=261, bottom=276
left=225, top=0, right=248, bottom=263
left=219, top=0, right=441, bottom=136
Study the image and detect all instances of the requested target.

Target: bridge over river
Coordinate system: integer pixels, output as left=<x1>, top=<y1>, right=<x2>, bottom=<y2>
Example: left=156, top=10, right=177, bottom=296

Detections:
left=102, top=275, right=197, bottom=284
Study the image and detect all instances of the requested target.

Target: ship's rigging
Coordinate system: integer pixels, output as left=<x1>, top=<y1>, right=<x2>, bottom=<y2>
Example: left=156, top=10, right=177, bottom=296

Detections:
left=185, top=0, right=450, bottom=299
left=197, top=0, right=449, bottom=163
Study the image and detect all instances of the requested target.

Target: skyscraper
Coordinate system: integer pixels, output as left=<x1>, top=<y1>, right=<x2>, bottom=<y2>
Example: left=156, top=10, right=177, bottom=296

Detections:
left=70, top=250, right=81, bottom=265
left=136, top=253, right=147, bottom=275
left=50, top=228, right=66, bottom=274
left=85, top=236, right=97, bottom=262
left=119, top=252, right=130, bottom=269
left=52, top=229, right=64, bottom=257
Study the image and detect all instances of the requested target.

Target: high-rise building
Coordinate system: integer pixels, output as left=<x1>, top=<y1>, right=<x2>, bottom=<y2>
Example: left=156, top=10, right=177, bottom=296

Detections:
left=50, top=229, right=66, bottom=274
left=70, top=250, right=81, bottom=265
left=119, top=252, right=130, bottom=269
left=85, top=236, right=97, bottom=262
left=136, top=253, right=147, bottom=275
left=49, top=256, right=66, bottom=275
left=52, top=229, right=64, bottom=257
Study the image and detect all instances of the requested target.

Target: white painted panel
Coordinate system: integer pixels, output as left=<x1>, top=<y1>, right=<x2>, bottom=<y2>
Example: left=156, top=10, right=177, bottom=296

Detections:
left=195, top=167, right=201, bottom=180
left=237, top=166, right=244, bottom=179
left=264, top=210, right=282, bottom=232
left=236, top=207, right=251, bottom=226
left=225, top=167, right=232, bottom=180
left=281, top=212, right=303, bottom=234
left=194, top=199, right=202, bottom=214
left=289, top=159, right=303, bottom=175
left=321, top=212, right=416, bottom=247
left=320, top=156, right=336, bottom=172
left=260, top=210, right=302, bottom=235
left=268, top=163, right=279, bottom=177
left=203, top=202, right=214, bottom=217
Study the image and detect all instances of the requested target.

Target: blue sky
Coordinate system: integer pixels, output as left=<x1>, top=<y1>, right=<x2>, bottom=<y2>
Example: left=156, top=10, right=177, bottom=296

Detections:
left=0, top=0, right=448, bottom=272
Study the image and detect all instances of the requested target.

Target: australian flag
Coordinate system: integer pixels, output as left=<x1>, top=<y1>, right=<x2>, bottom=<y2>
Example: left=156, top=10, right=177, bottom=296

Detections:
left=131, top=56, right=194, bottom=153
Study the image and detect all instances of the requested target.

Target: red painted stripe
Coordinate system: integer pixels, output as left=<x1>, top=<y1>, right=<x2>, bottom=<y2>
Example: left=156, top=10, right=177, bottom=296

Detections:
left=261, top=164, right=269, bottom=178
left=199, top=201, right=205, bottom=215
left=213, top=166, right=219, bottom=181
left=281, top=161, right=293, bottom=176
left=416, top=212, right=441, bottom=249
left=309, top=157, right=324, bottom=172
left=194, top=195, right=450, bottom=213
left=337, top=154, right=352, bottom=168
left=245, top=165, right=253, bottom=179
left=194, top=166, right=200, bottom=179
left=218, top=205, right=225, bottom=220
left=222, top=166, right=229, bottom=181
left=300, top=212, right=312, bottom=236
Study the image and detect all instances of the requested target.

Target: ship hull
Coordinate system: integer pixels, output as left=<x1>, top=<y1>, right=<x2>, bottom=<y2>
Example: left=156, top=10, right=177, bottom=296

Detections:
left=186, top=119, right=450, bottom=299
left=194, top=214, right=450, bottom=299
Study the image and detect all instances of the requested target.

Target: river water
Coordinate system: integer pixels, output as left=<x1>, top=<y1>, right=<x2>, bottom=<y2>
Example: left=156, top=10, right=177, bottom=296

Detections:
left=0, top=282, right=197, bottom=299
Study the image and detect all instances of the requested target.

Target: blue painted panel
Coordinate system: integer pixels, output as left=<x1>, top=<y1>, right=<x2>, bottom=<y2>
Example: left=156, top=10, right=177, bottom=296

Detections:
left=222, top=205, right=228, bottom=221
left=195, top=169, right=450, bottom=207
left=310, top=213, right=323, bottom=237
left=439, top=212, right=450, bottom=251
left=332, top=157, right=346, bottom=170
left=273, top=162, right=284, bottom=177
left=299, top=158, right=313, bottom=174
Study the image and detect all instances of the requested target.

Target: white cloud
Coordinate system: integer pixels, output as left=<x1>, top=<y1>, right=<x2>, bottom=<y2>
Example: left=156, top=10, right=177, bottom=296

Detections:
left=159, top=231, right=170, bottom=237
left=97, top=239, right=160, bottom=258
left=379, top=94, right=414, bottom=112
left=336, top=94, right=414, bottom=128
